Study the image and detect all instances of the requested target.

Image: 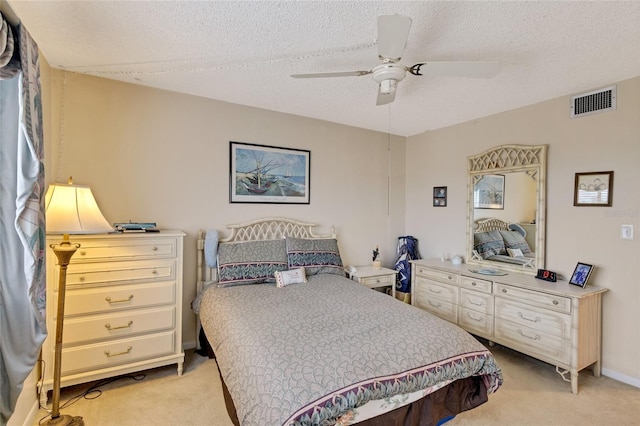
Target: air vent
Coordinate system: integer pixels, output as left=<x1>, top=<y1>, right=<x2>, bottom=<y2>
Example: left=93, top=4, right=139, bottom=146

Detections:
left=570, top=85, right=616, bottom=118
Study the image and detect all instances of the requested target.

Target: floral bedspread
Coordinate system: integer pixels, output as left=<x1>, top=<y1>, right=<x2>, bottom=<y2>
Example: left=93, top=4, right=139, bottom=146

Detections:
left=199, top=273, right=502, bottom=426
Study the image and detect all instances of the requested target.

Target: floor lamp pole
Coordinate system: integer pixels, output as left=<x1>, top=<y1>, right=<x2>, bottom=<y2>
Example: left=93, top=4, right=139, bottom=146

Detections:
left=46, top=236, right=84, bottom=426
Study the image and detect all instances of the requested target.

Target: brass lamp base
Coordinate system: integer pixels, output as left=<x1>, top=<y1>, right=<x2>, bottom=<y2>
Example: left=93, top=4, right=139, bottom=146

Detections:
left=44, top=414, right=84, bottom=426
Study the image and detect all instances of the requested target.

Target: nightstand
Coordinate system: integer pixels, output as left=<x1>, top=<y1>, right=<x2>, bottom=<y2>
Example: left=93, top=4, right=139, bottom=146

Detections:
left=349, top=266, right=398, bottom=298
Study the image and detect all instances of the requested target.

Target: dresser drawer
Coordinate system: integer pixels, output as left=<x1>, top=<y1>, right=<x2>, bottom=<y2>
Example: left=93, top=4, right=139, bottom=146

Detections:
left=494, top=320, right=570, bottom=365
left=69, top=238, right=178, bottom=262
left=64, top=260, right=175, bottom=288
left=495, top=298, right=570, bottom=339
left=62, top=281, right=176, bottom=317
left=459, top=307, right=493, bottom=336
left=414, top=277, right=458, bottom=303
left=459, top=276, right=492, bottom=293
left=415, top=297, right=457, bottom=323
left=413, top=266, right=458, bottom=285
left=60, top=331, right=176, bottom=376
left=359, top=274, right=394, bottom=288
left=494, top=283, right=571, bottom=313
left=460, top=288, right=493, bottom=314
left=62, top=306, right=176, bottom=345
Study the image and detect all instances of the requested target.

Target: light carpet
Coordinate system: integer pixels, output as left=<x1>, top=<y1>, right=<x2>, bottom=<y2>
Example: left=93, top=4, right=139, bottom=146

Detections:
left=33, top=343, right=639, bottom=425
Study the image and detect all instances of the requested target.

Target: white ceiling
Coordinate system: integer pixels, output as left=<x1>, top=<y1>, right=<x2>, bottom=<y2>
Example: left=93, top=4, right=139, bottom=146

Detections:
left=6, top=1, right=640, bottom=137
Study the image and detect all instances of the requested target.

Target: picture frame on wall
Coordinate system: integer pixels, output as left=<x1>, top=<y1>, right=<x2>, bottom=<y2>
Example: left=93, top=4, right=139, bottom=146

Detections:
left=229, top=141, right=310, bottom=204
left=473, top=174, right=505, bottom=209
left=569, top=262, right=593, bottom=288
left=574, top=171, right=613, bottom=207
left=433, top=186, right=447, bottom=207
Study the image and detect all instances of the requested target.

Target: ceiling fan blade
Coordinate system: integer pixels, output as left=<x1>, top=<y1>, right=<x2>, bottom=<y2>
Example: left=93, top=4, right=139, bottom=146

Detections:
left=291, top=70, right=371, bottom=78
left=409, top=62, right=501, bottom=78
left=377, top=14, right=412, bottom=62
left=376, top=82, right=397, bottom=106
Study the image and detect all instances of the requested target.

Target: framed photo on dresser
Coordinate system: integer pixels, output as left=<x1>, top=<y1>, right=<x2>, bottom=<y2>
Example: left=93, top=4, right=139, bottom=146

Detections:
left=569, top=262, right=593, bottom=288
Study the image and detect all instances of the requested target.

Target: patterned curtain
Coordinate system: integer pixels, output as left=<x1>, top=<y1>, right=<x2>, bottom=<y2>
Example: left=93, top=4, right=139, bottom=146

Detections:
left=0, top=12, right=46, bottom=425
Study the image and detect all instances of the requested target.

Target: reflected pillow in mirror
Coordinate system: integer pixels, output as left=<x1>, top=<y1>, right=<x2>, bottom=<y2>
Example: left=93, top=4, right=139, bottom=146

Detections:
left=500, top=230, right=532, bottom=254
left=507, top=248, right=524, bottom=257
left=474, top=230, right=506, bottom=259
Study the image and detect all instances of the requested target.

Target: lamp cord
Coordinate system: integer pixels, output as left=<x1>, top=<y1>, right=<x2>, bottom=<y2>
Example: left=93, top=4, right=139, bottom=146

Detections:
left=36, top=358, right=145, bottom=424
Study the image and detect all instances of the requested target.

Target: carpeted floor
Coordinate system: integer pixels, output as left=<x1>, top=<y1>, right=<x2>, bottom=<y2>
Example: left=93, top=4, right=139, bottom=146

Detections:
left=33, top=342, right=640, bottom=425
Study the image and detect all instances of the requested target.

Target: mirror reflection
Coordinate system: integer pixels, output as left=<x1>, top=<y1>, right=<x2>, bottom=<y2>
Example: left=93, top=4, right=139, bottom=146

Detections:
left=466, top=145, right=547, bottom=274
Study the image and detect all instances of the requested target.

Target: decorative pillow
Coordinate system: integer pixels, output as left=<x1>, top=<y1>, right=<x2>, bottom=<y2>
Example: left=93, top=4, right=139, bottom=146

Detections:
left=285, top=237, right=344, bottom=276
left=473, top=230, right=506, bottom=259
left=507, top=248, right=524, bottom=257
left=217, top=239, right=288, bottom=287
left=275, top=267, right=307, bottom=287
left=499, top=230, right=532, bottom=254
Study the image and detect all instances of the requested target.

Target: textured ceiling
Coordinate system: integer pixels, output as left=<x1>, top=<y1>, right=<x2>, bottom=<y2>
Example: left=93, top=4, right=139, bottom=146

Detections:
left=6, top=1, right=640, bottom=136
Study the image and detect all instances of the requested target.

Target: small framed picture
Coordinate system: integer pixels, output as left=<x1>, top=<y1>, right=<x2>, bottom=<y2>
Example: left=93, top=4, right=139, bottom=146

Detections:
left=574, top=171, right=613, bottom=207
left=569, top=262, right=593, bottom=288
left=433, top=186, right=447, bottom=207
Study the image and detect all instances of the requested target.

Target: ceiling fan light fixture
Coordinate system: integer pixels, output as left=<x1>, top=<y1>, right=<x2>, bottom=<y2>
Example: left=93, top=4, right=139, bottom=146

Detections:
left=380, top=79, right=397, bottom=95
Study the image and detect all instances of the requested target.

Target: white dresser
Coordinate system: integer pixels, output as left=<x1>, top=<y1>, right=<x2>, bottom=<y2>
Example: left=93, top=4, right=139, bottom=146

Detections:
left=411, top=258, right=607, bottom=394
left=40, top=230, right=185, bottom=405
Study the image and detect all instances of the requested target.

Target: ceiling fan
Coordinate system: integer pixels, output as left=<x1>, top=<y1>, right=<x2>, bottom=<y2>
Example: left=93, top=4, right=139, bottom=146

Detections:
left=291, top=14, right=501, bottom=105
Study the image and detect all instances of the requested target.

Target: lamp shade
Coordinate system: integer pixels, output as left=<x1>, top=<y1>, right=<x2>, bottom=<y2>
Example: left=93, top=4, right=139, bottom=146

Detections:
left=45, top=180, right=113, bottom=235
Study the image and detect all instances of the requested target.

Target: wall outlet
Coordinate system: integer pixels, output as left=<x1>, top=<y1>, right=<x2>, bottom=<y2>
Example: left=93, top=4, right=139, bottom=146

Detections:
left=621, top=224, right=634, bottom=240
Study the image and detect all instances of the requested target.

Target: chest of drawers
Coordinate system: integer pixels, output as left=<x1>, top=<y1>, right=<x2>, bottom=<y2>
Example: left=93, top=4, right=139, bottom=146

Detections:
left=411, top=259, right=607, bottom=394
left=40, top=231, right=185, bottom=405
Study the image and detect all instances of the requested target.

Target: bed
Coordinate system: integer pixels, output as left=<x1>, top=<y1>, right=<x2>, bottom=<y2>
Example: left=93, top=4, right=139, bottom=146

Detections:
left=471, top=217, right=536, bottom=268
left=193, top=217, right=502, bottom=426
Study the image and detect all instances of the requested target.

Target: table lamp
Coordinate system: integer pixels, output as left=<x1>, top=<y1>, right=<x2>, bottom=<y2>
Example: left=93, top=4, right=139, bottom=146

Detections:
left=44, top=177, right=113, bottom=426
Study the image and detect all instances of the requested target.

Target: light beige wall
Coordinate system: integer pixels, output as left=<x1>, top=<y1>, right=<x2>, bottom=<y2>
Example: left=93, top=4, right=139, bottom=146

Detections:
left=406, top=76, right=640, bottom=383
left=43, top=70, right=406, bottom=348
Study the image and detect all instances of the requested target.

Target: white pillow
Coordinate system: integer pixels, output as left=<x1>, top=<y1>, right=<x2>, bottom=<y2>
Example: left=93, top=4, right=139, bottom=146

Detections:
left=275, top=267, right=307, bottom=287
left=507, top=248, right=524, bottom=257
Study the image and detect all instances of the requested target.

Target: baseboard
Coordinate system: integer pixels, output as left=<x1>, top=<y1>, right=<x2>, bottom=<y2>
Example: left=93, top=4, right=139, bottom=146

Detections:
left=602, top=368, right=640, bottom=389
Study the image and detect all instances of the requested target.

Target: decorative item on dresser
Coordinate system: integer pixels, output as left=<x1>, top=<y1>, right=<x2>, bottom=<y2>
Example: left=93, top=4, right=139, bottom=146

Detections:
left=40, top=229, right=185, bottom=409
left=411, top=258, right=608, bottom=394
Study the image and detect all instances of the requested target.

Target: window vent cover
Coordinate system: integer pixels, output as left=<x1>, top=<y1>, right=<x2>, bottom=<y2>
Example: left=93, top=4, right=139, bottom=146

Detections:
left=570, top=85, right=616, bottom=118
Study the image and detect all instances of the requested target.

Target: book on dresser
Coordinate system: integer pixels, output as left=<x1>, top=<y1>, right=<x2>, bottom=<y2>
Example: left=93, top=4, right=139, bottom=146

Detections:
left=410, top=258, right=608, bottom=394
left=40, top=230, right=185, bottom=405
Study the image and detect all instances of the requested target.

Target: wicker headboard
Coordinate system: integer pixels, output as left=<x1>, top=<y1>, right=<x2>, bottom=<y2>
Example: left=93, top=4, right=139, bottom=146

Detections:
left=196, top=217, right=335, bottom=289
left=474, top=217, right=510, bottom=233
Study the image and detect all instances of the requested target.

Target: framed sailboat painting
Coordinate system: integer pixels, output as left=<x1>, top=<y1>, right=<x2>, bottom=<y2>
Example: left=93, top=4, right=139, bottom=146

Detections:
left=229, top=141, right=311, bottom=204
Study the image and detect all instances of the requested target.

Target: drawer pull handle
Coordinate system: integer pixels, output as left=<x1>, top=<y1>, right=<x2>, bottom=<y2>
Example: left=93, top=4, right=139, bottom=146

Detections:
left=376, top=279, right=380, bottom=283
left=152, top=270, right=158, bottom=275
left=429, top=288, right=441, bottom=294
left=467, top=313, right=483, bottom=322
left=501, top=288, right=507, bottom=293
left=152, top=246, right=158, bottom=251
left=105, top=295, right=134, bottom=303
left=105, top=321, right=133, bottom=331
left=447, top=275, right=453, bottom=280
left=553, top=300, right=559, bottom=305
left=79, top=250, right=87, bottom=256
left=517, top=329, right=541, bottom=341
left=518, top=312, right=541, bottom=323
left=428, top=301, right=442, bottom=308
left=469, top=299, right=484, bottom=307
left=104, top=346, right=133, bottom=358
left=79, top=276, right=85, bottom=282
left=471, top=282, right=477, bottom=286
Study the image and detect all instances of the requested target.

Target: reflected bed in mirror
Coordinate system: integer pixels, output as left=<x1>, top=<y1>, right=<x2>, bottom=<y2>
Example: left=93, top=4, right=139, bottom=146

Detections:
left=467, top=144, right=547, bottom=275
left=471, top=218, right=536, bottom=269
